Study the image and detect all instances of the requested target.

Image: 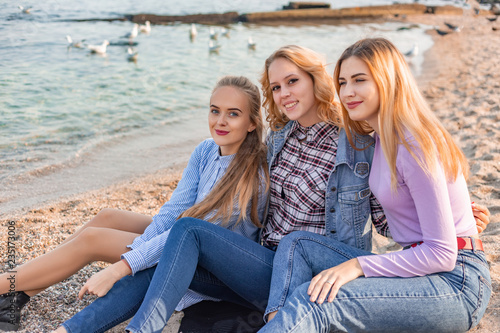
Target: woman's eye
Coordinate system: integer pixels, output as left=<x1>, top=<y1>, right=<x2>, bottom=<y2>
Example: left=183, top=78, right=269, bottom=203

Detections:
left=210, top=109, right=219, bottom=114
left=229, top=112, right=239, bottom=117
left=355, top=78, right=365, bottom=83
left=338, top=81, right=346, bottom=86
left=288, top=78, right=298, bottom=84
left=271, top=85, right=280, bottom=92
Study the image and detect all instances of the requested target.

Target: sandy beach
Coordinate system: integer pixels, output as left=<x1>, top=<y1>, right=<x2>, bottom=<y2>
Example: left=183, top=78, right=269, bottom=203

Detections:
left=1, top=11, right=499, bottom=333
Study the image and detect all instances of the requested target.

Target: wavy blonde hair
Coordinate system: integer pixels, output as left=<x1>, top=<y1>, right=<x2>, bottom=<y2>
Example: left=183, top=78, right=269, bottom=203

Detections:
left=260, top=45, right=341, bottom=131
left=179, top=76, right=269, bottom=227
left=333, top=38, right=468, bottom=190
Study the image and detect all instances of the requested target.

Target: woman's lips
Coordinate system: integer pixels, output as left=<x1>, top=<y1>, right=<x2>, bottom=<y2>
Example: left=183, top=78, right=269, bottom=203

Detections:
left=215, top=129, right=229, bottom=136
left=346, top=101, right=362, bottom=109
left=284, top=101, right=298, bottom=111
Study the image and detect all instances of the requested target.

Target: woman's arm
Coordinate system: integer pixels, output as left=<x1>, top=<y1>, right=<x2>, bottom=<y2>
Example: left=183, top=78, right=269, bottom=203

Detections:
left=78, top=260, right=132, bottom=299
left=128, top=140, right=211, bottom=250
left=358, top=147, right=465, bottom=277
left=371, top=196, right=490, bottom=238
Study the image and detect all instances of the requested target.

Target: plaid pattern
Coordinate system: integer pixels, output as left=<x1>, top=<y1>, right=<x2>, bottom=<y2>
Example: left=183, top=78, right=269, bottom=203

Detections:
left=263, top=122, right=339, bottom=247
left=370, top=193, right=389, bottom=237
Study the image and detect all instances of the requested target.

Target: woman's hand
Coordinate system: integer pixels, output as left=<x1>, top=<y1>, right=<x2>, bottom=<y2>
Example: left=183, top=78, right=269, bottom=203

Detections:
left=307, top=258, right=364, bottom=304
left=473, top=202, right=490, bottom=233
left=78, top=260, right=132, bottom=299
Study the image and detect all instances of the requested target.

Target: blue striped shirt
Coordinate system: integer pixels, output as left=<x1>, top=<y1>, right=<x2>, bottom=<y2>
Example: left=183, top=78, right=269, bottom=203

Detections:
left=121, top=138, right=267, bottom=310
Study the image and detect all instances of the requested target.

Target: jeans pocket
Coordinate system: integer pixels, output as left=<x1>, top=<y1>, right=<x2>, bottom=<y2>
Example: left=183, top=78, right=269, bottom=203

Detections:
left=470, top=275, right=493, bottom=330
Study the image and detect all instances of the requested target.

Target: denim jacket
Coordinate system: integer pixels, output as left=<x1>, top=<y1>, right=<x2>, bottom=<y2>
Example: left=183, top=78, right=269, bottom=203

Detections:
left=264, top=121, right=375, bottom=251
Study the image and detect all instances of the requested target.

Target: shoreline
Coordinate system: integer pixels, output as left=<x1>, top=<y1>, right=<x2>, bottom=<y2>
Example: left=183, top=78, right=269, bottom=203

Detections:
left=1, top=12, right=499, bottom=333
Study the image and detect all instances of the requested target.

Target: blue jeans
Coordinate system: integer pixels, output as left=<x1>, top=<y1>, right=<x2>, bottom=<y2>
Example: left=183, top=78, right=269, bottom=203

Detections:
left=125, top=217, right=275, bottom=333
left=260, top=231, right=492, bottom=333
left=61, top=267, right=156, bottom=333
left=62, top=218, right=274, bottom=333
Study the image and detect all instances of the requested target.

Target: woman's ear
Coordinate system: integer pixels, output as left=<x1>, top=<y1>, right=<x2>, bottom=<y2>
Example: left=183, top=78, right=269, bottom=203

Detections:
left=248, top=123, right=257, bottom=133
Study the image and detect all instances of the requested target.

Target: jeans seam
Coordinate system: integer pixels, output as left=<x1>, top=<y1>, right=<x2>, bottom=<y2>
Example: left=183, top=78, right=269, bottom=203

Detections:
left=98, top=304, right=142, bottom=332
left=192, top=225, right=274, bottom=268
left=300, top=235, right=356, bottom=260
left=264, top=236, right=302, bottom=321
left=63, top=299, right=142, bottom=333
left=287, top=302, right=319, bottom=333
left=134, top=225, right=192, bottom=332
left=470, top=275, right=485, bottom=329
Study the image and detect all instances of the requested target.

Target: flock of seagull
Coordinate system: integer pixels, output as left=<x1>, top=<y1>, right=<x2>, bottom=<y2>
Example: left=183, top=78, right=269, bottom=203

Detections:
left=64, top=21, right=257, bottom=62
left=19, top=4, right=498, bottom=65
left=64, top=21, right=151, bottom=62
left=16, top=4, right=257, bottom=62
left=190, top=23, right=257, bottom=54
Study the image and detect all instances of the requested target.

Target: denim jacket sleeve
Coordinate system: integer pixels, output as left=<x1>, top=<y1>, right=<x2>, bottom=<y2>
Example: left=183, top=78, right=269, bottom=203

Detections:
left=324, top=129, right=376, bottom=251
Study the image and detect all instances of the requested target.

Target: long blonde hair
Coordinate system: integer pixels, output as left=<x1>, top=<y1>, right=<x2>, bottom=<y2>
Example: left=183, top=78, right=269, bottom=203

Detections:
left=179, top=76, right=268, bottom=227
left=333, top=38, right=468, bottom=190
left=260, top=45, right=342, bottom=131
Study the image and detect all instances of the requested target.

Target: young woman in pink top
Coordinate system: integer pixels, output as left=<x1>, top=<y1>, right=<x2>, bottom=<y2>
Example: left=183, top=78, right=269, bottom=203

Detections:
left=260, top=38, right=491, bottom=332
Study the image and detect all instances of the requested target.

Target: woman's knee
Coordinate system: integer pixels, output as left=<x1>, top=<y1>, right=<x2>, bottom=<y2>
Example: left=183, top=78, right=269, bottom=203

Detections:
left=175, top=217, right=210, bottom=229
left=87, top=208, right=122, bottom=228
left=75, top=226, right=107, bottom=248
left=279, top=231, right=317, bottom=249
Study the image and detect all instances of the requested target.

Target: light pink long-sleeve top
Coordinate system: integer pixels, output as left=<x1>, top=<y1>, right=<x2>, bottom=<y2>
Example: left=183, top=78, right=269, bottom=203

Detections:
left=357, top=134, right=477, bottom=277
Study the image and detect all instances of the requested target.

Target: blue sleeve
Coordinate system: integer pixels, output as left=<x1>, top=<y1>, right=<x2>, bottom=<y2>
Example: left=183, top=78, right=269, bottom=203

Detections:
left=123, top=140, right=211, bottom=274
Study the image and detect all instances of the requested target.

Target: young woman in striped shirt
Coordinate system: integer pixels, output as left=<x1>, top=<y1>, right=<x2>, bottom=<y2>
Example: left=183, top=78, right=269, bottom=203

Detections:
left=0, top=76, right=269, bottom=332
left=259, top=38, right=491, bottom=332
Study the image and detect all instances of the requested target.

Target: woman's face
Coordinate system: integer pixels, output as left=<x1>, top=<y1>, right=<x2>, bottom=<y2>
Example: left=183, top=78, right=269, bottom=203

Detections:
left=338, top=56, right=380, bottom=131
left=209, top=86, right=256, bottom=156
left=268, top=58, right=320, bottom=127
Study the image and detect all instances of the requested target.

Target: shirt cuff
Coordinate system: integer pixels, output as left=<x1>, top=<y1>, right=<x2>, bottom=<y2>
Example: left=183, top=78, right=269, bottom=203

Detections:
left=121, top=250, right=147, bottom=276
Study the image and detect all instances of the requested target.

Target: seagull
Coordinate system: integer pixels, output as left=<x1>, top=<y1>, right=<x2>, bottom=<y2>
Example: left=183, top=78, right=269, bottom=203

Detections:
left=123, top=24, right=139, bottom=39
left=189, top=23, right=197, bottom=40
left=221, top=27, right=230, bottom=38
left=435, top=28, right=450, bottom=36
left=66, top=35, right=85, bottom=49
left=87, top=40, right=109, bottom=55
left=18, top=5, right=32, bottom=13
left=127, top=47, right=138, bottom=62
left=404, top=43, right=418, bottom=63
left=247, top=36, right=256, bottom=50
left=139, top=21, right=151, bottom=34
left=209, top=27, right=218, bottom=40
left=208, top=40, right=221, bottom=53
left=444, top=22, right=461, bottom=32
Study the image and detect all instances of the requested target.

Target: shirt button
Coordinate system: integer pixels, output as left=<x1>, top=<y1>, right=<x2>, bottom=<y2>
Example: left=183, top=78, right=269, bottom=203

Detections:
left=330, top=230, right=336, bottom=234
left=331, top=187, right=336, bottom=192
left=330, top=208, right=335, bottom=213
